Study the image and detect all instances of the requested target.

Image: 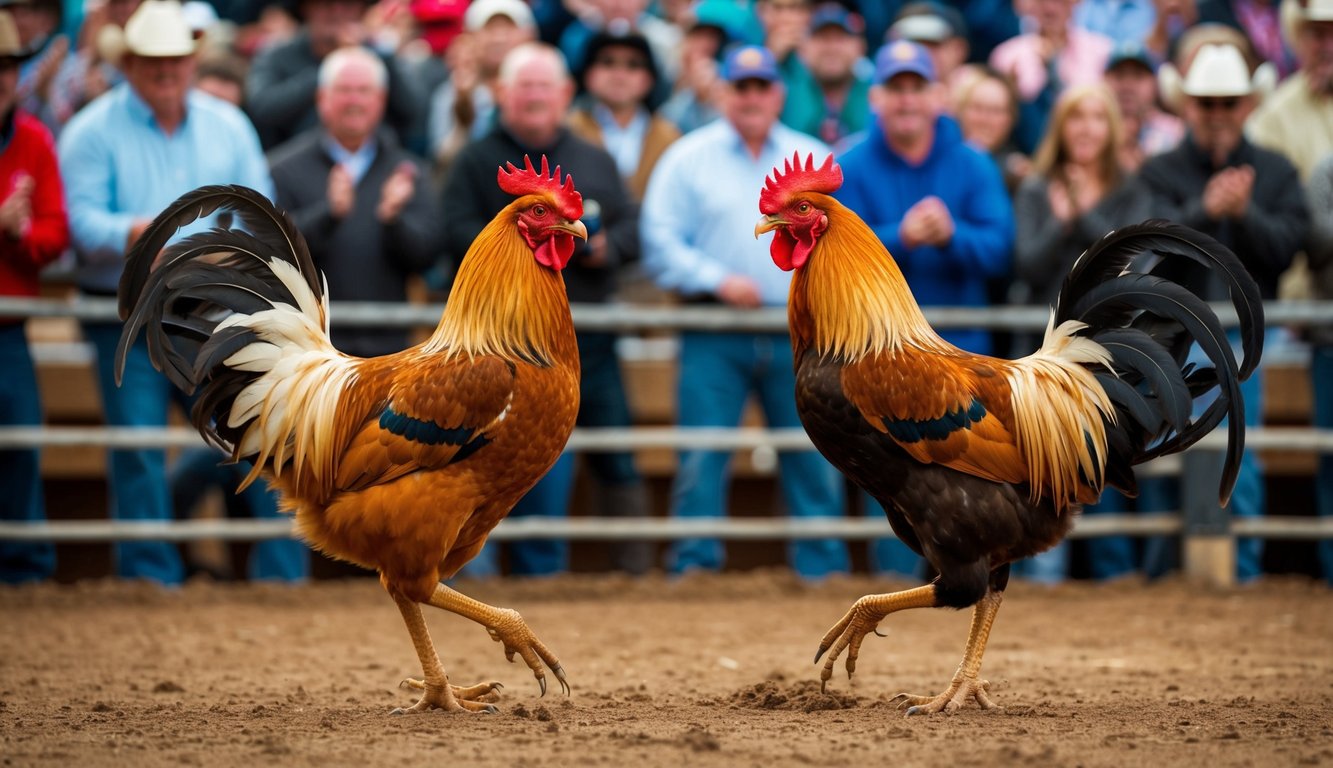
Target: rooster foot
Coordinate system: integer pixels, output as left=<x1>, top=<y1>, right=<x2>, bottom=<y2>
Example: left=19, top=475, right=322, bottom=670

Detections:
left=399, top=678, right=504, bottom=702
left=890, top=675, right=995, bottom=715
left=813, top=597, right=887, bottom=691
left=484, top=608, right=570, bottom=697
left=392, top=680, right=500, bottom=715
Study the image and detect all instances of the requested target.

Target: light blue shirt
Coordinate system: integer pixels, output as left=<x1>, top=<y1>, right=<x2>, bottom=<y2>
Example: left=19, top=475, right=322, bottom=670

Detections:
left=1073, top=0, right=1156, bottom=48
left=58, top=84, right=274, bottom=293
left=321, top=133, right=378, bottom=183
left=641, top=119, right=829, bottom=306
left=594, top=103, right=649, bottom=179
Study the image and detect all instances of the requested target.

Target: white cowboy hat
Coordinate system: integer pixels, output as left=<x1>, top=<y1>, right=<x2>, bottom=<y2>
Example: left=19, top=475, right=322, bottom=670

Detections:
left=123, top=0, right=199, bottom=57
left=1281, top=0, right=1333, bottom=47
left=1158, top=43, right=1276, bottom=111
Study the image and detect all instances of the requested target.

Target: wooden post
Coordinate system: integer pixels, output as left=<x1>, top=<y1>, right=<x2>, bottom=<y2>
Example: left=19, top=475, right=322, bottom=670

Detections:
left=1181, top=451, right=1235, bottom=587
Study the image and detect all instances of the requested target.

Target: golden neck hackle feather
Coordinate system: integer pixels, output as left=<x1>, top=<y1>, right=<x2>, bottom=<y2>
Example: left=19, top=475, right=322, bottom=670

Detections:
left=790, top=194, right=951, bottom=363
left=425, top=196, right=577, bottom=367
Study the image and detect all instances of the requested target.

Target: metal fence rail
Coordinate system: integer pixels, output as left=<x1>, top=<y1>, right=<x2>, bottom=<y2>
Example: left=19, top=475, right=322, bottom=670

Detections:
left=7, top=296, right=1333, bottom=331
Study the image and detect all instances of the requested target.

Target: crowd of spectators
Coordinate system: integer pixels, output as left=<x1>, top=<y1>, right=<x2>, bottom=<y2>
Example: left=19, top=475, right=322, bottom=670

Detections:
left=2, top=0, right=1332, bottom=587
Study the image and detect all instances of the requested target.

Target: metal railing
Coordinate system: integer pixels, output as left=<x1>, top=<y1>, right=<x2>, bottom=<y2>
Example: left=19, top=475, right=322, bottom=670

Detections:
left=4, top=296, right=1333, bottom=586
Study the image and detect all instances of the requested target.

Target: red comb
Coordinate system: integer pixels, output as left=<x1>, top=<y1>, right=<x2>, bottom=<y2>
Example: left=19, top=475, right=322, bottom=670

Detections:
left=759, top=153, right=843, bottom=214
left=497, top=155, right=583, bottom=221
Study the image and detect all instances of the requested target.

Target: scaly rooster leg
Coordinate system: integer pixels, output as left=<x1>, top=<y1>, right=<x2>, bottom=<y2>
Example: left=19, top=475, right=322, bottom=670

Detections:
left=890, top=589, right=1003, bottom=715
left=390, top=591, right=499, bottom=714
left=814, top=584, right=938, bottom=692
left=426, top=583, right=570, bottom=696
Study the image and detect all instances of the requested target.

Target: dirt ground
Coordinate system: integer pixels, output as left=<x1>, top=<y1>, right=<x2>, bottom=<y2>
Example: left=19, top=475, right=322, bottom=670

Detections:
left=2, top=571, right=1331, bottom=768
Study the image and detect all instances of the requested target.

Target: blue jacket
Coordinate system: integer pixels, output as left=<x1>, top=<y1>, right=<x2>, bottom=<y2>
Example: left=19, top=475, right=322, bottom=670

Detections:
left=834, top=115, right=1014, bottom=354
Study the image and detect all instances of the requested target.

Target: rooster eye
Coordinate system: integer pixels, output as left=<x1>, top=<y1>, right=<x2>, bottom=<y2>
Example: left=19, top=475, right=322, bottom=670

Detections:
left=532, top=205, right=548, bottom=218
left=797, top=202, right=811, bottom=214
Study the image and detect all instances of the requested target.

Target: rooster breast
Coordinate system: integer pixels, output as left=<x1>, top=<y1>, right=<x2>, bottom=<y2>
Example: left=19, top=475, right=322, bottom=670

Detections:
left=794, top=350, right=1072, bottom=594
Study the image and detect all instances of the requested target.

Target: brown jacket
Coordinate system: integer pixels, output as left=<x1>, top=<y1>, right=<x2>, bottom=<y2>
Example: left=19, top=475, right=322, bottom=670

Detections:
left=568, top=108, right=681, bottom=201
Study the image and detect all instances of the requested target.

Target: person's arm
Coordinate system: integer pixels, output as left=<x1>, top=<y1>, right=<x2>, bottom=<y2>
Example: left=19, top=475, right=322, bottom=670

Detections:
left=940, top=156, right=1015, bottom=278
left=382, top=158, right=444, bottom=274
left=12, top=129, right=69, bottom=268
left=57, top=117, right=135, bottom=264
left=1012, top=176, right=1070, bottom=287
left=1233, top=160, right=1309, bottom=279
left=639, top=145, right=727, bottom=295
left=1308, top=157, right=1333, bottom=275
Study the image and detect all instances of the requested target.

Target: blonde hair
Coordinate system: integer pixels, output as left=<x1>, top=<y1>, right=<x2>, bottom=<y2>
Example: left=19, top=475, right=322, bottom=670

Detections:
left=1031, top=83, right=1124, bottom=189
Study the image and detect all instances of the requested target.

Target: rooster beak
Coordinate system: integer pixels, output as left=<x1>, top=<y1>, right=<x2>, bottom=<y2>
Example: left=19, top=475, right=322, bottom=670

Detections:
left=754, top=215, right=787, bottom=238
left=553, top=220, right=589, bottom=240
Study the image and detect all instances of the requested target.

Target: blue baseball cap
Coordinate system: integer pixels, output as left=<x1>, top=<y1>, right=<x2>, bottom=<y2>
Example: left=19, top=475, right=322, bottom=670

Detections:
left=723, top=44, right=781, bottom=83
left=809, top=3, right=864, bottom=35
left=873, top=39, right=936, bottom=83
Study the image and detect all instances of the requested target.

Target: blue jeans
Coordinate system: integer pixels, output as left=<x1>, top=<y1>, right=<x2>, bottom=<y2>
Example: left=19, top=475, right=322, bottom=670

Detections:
left=170, top=447, right=309, bottom=581
left=1313, top=345, right=1333, bottom=586
left=0, top=324, right=55, bottom=583
left=85, top=323, right=184, bottom=585
left=668, top=332, right=848, bottom=579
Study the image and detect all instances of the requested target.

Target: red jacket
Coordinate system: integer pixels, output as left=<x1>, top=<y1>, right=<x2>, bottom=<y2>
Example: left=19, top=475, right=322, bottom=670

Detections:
left=0, top=111, right=68, bottom=306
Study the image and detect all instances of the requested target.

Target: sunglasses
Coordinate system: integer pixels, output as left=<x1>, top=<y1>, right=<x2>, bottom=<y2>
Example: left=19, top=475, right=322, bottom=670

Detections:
left=1196, top=96, right=1241, bottom=111
left=592, top=55, right=650, bottom=72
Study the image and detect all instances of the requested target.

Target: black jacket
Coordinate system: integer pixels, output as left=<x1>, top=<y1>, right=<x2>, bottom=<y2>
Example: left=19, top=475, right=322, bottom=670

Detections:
left=439, top=124, right=639, bottom=304
left=268, top=128, right=442, bottom=357
left=1138, top=135, right=1308, bottom=301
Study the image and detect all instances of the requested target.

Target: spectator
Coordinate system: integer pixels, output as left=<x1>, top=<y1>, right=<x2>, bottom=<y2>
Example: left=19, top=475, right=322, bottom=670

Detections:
left=755, top=0, right=812, bottom=81
left=1073, top=0, right=1158, bottom=48
left=782, top=3, right=871, bottom=146
left=426, top=0, right=536, bottom=177
left=1248, top=0, right=1333, bottom=182
left=0, top=8, right=66, bottom=584
left=269, top=46, right=441, bottom=359
left=568, top=29, right=679, bottom=200
left=48, top=0, right=144, bottom=131
left=834, top=40, right=1014, bottom=577
left=886, top=1, right=971, bottom=95
left=194, top=52, right=247, bottom=105
left=58, top=0, right=274, bottom=585
left=658, top=0, right=750, bottom=133
left=989, top=0, right=1113, bottom=153
left=246, top=0, right=421, bottom=151
left=1304, top=152, right=1333, bottom=586
left=641, top=45, right=848, bottom=578
left=3, top=0, right=66, bottom=130
left=557, top=0, right=680, bottom=92
left=952, top=64, right=1029, bottom=191
left=1197, top=0, right=1296, bottom=76
left=1103, top=41, right=1184, bottom=172
left=441, top=42, right=645, bottom=576
left=1140, top=42, right=1307, bottom=581
left=1012, top=84, right=1153, bottom=582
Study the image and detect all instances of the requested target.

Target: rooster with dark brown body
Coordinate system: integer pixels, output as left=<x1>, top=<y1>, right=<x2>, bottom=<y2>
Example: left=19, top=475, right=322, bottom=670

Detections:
left=755, top=154, right=1262, bottom=714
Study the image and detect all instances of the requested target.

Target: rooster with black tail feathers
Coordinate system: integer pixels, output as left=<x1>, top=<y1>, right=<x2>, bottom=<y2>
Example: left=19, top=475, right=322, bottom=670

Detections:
left=117, top=157, right=586, bottom=714
left=754, top=153, right=1262, bottom=714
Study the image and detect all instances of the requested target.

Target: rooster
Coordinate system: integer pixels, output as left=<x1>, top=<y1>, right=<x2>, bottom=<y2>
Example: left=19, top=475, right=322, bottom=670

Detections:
left=115, top=156, right=587, bottom=714
left=754, top=154, right=1262, bottom=714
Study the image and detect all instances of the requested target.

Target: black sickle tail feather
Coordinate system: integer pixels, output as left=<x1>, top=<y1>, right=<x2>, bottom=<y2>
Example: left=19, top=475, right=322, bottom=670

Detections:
left=114, top=184, right=325, bottom=453
left=1054, top=220, right=1264, bottom=505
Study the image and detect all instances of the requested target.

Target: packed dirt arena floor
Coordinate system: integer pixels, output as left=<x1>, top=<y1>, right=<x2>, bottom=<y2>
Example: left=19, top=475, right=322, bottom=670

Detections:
left=2, top=570, right=1332, bottom=768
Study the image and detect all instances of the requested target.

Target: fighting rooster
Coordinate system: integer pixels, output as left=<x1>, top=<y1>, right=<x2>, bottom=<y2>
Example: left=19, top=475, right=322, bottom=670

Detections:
left=754, top=154, right=1261, bottom=714
left=116, top=157, right=586, bottom=714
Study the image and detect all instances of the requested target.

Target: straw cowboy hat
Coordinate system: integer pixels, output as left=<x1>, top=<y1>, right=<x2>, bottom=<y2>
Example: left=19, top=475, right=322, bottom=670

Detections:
left=1158, top=42, right=1277, bottom=111
left=0, top=9, right=36, bottom=61
left=1281, top=0, right=1333, bottom=47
